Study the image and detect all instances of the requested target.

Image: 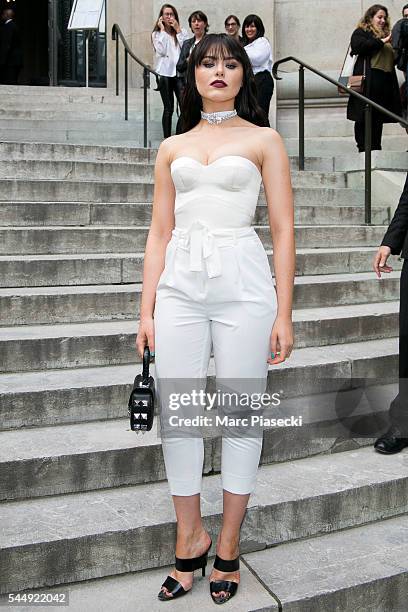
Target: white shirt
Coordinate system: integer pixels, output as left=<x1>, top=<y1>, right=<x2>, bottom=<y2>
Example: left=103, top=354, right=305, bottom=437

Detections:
left=244, top=36, right=273, bottom=74
left=151, top=28, right=189, bottom=77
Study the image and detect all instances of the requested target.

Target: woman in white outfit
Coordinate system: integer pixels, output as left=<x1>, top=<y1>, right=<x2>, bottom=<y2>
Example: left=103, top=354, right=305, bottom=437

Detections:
left=242, top=14, right=274, bottom=125
left=136, top=33, right=294, bottom=604
left=151, top=4, right=190, bottom=138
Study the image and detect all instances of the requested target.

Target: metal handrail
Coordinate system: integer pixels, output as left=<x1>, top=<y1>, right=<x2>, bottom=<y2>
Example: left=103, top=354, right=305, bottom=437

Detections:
left=111, top=23, right=160, bottom=146
left=272, top=55, right=408, bottom=224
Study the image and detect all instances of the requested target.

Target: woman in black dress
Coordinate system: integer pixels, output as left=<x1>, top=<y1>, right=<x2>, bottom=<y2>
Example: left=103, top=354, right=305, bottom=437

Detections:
left=347, top=4, right=402, bottom=152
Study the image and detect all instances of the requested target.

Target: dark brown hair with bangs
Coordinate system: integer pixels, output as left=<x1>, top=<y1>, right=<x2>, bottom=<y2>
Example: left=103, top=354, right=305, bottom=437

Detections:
left=179, top=33, right=268, bottom=132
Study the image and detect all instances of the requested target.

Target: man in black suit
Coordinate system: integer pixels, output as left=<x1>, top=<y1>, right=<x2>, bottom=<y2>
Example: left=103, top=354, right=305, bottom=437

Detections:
left=373, top=173, right=408, bottom=453
left=0, top=8, right=23, bottom=85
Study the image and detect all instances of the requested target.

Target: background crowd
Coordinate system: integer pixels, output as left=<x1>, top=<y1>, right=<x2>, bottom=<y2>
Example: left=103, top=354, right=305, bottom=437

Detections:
left=151, top=4, right=274, bottom=137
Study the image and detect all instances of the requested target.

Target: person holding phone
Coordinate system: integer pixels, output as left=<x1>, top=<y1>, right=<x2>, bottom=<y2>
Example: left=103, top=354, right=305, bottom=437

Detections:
left=152, top=4, right=189, bottom=138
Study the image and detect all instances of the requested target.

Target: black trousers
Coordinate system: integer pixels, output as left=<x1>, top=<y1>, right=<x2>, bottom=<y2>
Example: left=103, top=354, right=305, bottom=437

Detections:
left=389, top=257, right=408, bottom=435
left=354, top=119, right=383, bottom=152
left=354, top=68, right=397, bottom=152
left=158, top=75, right=184, bottom=138
left=254, top=70, right=274, bottom=126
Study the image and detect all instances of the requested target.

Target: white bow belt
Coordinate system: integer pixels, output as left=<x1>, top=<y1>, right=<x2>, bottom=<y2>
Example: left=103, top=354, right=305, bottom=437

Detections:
left=188, top=223, right=222, bottom=278
left=172, top=222, right=255, bottom=279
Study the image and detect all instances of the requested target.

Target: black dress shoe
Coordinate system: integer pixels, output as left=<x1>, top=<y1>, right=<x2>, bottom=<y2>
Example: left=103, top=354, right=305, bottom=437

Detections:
left=374, top=429, right=408, bottom=454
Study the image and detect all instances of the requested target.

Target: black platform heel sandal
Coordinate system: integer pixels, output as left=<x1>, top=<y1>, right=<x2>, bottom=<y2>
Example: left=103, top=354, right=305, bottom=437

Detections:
left=209, top=554, right=240, bottom=604
left=158, top=538, right=212, bottom=601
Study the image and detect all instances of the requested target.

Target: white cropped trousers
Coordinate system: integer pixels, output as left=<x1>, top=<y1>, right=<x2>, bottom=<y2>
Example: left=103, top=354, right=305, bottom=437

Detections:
left=153, top=221, right=277, bottom=496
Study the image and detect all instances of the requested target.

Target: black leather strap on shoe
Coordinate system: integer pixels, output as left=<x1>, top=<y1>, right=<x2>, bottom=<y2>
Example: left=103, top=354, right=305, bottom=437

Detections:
left=213, top=554, right=240, bottom=572
left=158, top=575, right=187, bottom=599
left=175, top=557, right=196, bottom=572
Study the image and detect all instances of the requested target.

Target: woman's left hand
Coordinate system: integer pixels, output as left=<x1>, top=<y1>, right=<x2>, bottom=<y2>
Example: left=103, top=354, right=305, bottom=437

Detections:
left=170, top=18, right=181, bottom=33
left=267, top=315, right=294, bottom=365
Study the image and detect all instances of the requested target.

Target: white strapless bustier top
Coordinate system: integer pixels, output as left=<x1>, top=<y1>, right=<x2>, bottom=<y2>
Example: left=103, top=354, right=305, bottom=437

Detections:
left=168, top=155, right=263, bottom=278
left=170, top=155, right=262, bottom=229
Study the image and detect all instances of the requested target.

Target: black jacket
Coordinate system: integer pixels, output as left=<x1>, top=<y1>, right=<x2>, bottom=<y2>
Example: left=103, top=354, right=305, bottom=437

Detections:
left=176, top=36, right=196, bottom=80
left=0, top=20, right=23, bottom=67
left=347, top=27, right=401, bottom=122
left=381, top=172, right=408, bottom=258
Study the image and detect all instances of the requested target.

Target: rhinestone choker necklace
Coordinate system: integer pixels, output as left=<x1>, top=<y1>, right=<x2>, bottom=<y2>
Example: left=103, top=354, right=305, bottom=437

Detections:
left=201, top=109, right=237, bottom=125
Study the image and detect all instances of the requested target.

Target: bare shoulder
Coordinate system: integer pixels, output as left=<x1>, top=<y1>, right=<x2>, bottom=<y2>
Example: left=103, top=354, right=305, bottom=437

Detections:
left=156, top=133, right=191, bottom=165
left=257, top=127, right=285, bottom=148
left=256, top=128, right=287, bottom=163
left=237, top=124, right=284, bottom=149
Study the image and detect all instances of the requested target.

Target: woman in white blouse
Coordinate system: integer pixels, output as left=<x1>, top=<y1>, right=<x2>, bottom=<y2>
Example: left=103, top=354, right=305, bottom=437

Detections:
left=152, top=4, right=189, bottom=137
left=242, top=14, right=274, bottom=126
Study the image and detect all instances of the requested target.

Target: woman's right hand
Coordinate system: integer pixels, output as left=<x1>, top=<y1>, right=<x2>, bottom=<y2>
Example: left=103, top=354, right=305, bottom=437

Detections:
left=136, top=316, right=155, bottom=359
left=158, top=16, right=165, bottom=31
left=381, top=33, right=391, bottom=44
left=373, top=245, right=392, bottom=278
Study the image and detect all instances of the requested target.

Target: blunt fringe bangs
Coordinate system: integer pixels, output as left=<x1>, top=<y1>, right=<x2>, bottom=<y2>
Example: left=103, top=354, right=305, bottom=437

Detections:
left=179, top=33, right=268, bottom=132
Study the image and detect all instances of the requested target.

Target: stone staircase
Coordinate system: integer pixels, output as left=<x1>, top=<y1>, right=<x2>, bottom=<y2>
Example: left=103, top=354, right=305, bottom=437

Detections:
left=1, top=87, right=408, bottom=610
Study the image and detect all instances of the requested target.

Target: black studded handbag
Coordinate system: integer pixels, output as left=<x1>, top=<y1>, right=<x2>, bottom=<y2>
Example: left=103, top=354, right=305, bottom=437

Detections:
left=128, top=346, right=155, bottom=433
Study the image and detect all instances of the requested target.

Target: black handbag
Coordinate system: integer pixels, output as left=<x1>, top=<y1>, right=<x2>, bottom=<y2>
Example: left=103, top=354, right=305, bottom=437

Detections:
left=128, top=346, right=155, bottom=433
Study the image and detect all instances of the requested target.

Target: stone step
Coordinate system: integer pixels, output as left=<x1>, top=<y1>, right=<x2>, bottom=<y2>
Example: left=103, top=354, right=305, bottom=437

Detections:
left=0, top=224, right=387, bottom=255
left=0, top=374, right=399, bottom=500
left=0, top=246, right=400, bottom=289
left=0, top=128, right=163, bottom=148
left=0, top=271, right=400, bottom=326
left=0, top=94, right=147, bottom=108
left=0, top=160, right=154, bottom=182
left=0, top=123, right=406, bottom=150
left=0, top=179, right=364, bottom=206
left=0, top=141, right=406, bottom=173
left=0, top=118, right=157, bottom=132
left=0, top=106, right=154, bottom=119
left=0, top=201, right=388, bottom=229
left=285, top=135, right=408, bottom=156
left=0, top=160, right=348, bottom=187
left=2, top=516, right=407, bottom=612
left=0, top=555, right=277, bottom=610
left=0, top=141, right=339, bottom=172
left=0, top=336, right=398, bottom=429
left=0, top=85, right=145, bottom=98
left=0, top=446, right=406, bottom=594
left=0, top=141, right=155, bottom=163
left=0, top=302, right=399, bottom=373
left=335, top=150, right=408, bottom=172
left=240, top=515, right=408, bottom=612
left=278, top=117, right=403, bottom=138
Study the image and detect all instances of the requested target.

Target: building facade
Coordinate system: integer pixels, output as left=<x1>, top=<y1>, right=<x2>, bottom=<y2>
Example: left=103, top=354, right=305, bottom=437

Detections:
left=2, top=0, right=406, bottom=99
